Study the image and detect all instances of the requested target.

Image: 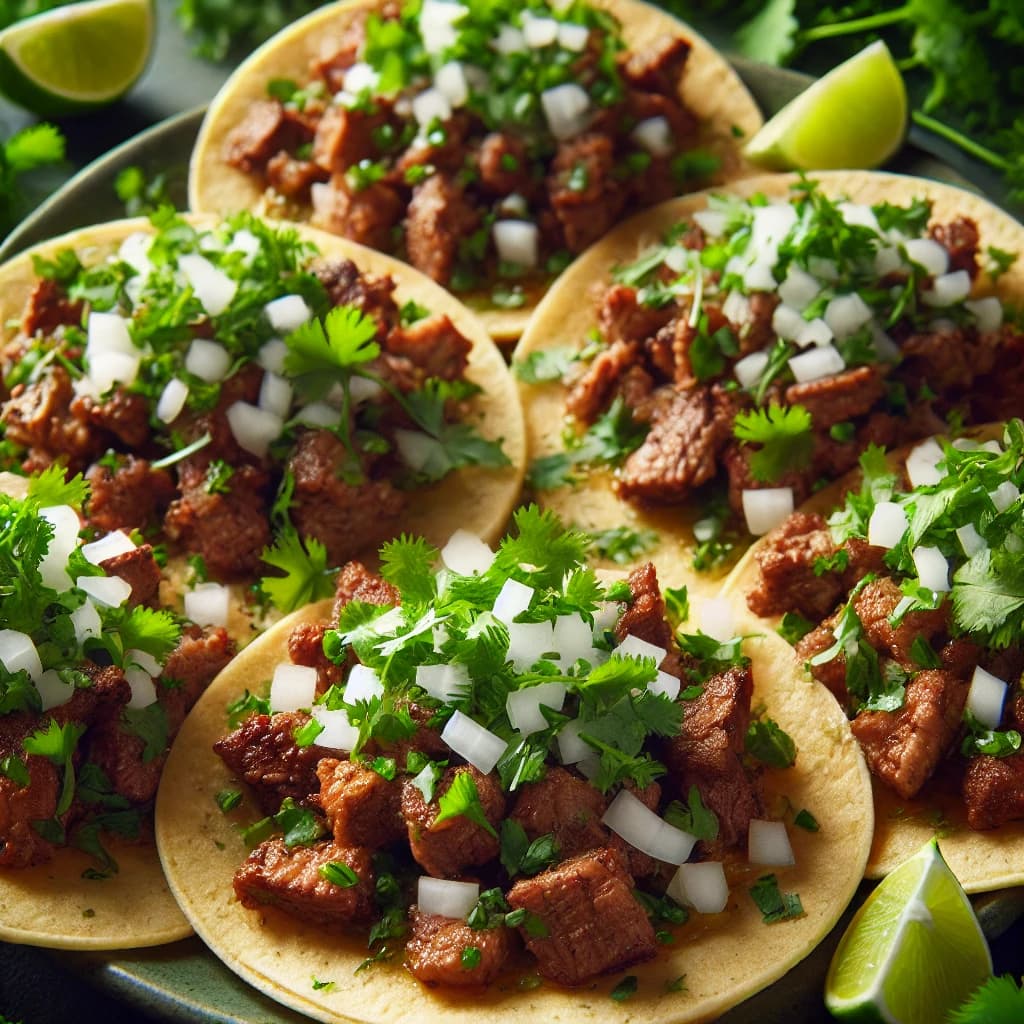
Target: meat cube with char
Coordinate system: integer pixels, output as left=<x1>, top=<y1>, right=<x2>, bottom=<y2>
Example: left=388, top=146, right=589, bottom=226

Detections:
left=85, top=456, right=175, bottom=534
left=313, top=259, right=399, bottom=336
left=234, top=837, right=375, bottom=927
left=784, top=365, right=886, bottom=431
left=383, top=314, right=472, bottom=382
left=311, top=177, right=404, bottom=250
left=266, top=151, right=327, bottom=200
left=565, top=340, right=639, bottom=425
left=547, top=134, right=626, bottom=254
left=404, top=173, right=480, bottom=285
left=214, top=711, right=332, bottom=814
left=795, top=623, right=850, bottom=705
left=288, top=622, right=344, bottom=693
left=841, top=537, right=888, bottom=592
left=854, top=577, right=949, bottom=666
left=929, top=217, right=980, bottom=278
left=406, top=909, right=515, bottom=986
left=665, top=666, right=762, bottom=850
left=0, top=712, right=61, bottom=867
left=615, top=561, right=673, bottom=652
left=401, top=765, right=504, bottom=877
left=99, top=543, right=161, bottom=608
left=721, top=442, right=814, bottom=519
left=312, top=104, right=387, bottom=172
left=598, top=284, right=674, bottom=348
left=476, top=132, right=532, bottom=196
left=367, top=700, right=448, bottom=765
left=962, top=752, right=1024, bottom=830
left=509, top=766, right=607, bottom=858
left=70, top=388, right=151, bottom=450
left=22, top=278, right=84, bottom=336
left=746, top=512, right=845, bottom=621
left=850, top=669, right=968, bottom=799
left=159, top=626, right=234, bottom=733
left=223, top=100, right=311, bottom=174
left=505, top=846, right=656, bottom=985
left=620, top=36, right=691, bottom=95
left=316, top=757, right=405, bottom=848
left=333, top=560, right=400, bottom=618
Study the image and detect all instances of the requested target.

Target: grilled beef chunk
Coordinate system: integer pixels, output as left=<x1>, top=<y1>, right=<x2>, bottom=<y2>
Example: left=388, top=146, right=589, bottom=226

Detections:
left=620, top=36, right=691, bottom=94
left=266, top=151, right=327, bottom=200
left=99, top=544, right=161, bottom=608
left=317, top=757, right=405, bottom=848
left=313, top=258, right=400, bottom=335
left=311, top=177, right=404, bottom=249
left=234, top=838, right=375, bottom=926
left=929, top=217, right=980, bottom=278
left=224, top=100, right=312, bottom=173
left=366, top=700, right=448, bottom=764
left=506, top=846, right=657, bottom=985
left=853, top=577, right=949, bottom=667
left=71, top=389, right=151, bottom=450
left=795, top=623, right=850, bottom=704
left=963, top=753, right=1024, bottom=830
left=214, top=712, right=332, bottom=814
left=22, top=278, right=84, bottom=336
left=159, top=626, right=234, bottom=733
left=333, top=559, right=401, bottom=616
left=565, top=340, right=638, bottom=424
left=509, top=767, right=607, bottom=858
left=401, top=765, right=504, bottom=877
left=0, top=715, right=62, bottom=867
left=84, top=456, right=175, bottom=534
left=615, top=561, right=673, bottom=651
left=548, top=134, right=626, bottom=253
left=406, top=909, right=515, bottom=986
left=476, top=132, right=531, bottom=196
left=383, top=314, right=472, bottom=383
left=784, top=365, right=886, bottom=430
left=404, top=174, right=480, bottom=284
left=288, top=622, right=345, bottom=693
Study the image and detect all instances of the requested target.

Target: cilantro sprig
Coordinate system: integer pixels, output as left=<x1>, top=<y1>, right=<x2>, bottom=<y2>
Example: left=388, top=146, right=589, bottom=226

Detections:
left=734, top=403, right=814, bottom=484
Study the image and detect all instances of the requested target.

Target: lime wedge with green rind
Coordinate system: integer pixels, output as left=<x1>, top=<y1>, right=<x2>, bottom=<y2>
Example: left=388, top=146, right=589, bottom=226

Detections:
left=0, top=0, right=154, bottom=117
left=825, top=838, right=991, bottom=1024
left=744, top=40, right=908, bottom=172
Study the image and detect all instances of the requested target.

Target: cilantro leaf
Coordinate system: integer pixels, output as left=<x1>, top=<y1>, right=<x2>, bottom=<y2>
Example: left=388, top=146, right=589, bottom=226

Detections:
left=734, top=403, right=814, bottom=484
left=664, top=785, right=719, bottom=841
left=513, top=347, right=576, bottom=383
left=284, top=305, right=379, bottom=388
left=735, top=0, right=798, bottom=64
left=0, top=753, right=29, bottom=787
left=24, top=720, right=85, bottom=816
left=948, top=974, right=1024, bottom=1024
left=777, top=611, right=815, bottom=645
left=587, top=526, right=659, bottom=565
left=260, top=529, right=336, bottom=613
left=434, top=771, right=498, bottom=839
left=226, top=689, right=271, bottom=728
left=274, top=797, right=327, bottom=848
left=953, top=549, right=1024, bottom=649
left=378, top=535, right=438, bottom=605
left=748, top=873, right=804, bottom=923
left=745, top=719, right=797, bottom=768
left=500, top=819, right=559, bottom=877
left=319, top=861, right=360, bottom=887
left=495, top=506, right=591, bottom=591
left=114, top=605, right=181, bottom=662
left=123, top=704, right=169, bottom=763
left=27, top=465, right=89, bottom=510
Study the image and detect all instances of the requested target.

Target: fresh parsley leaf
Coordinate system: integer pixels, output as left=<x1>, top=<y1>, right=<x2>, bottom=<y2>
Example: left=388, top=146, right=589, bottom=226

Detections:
left=434, top=771, right=498, bottom=839
left=114, top=605, right=181, bottom=662
left=226, top=689, right=271, bottom=728
left=745, top=719, right=797, bottom=768
left=370, top=756, right=397, bottom=780
left=503, top=907, right=549, bottom=937
left=953, top=548, right=1024, bottom=649
left=27, top=465, right=88, bottom=510
left=664, top=584, right=689, bottom=626
left=378, top=535, right=438, bottom=605
left=260, top=530, right=336, bottom=613
left=734, top=403, right=814, bottom=484
left=664, top=785, right=719, bottom=841
left=947, top=974, right=1024, bottom=1024
left=748, top=873, right=804, bottom=923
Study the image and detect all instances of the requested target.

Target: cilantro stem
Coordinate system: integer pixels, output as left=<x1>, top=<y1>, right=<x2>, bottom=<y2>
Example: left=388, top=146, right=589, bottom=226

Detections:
left=798, top=6, right=910, bottom=42
left=151, top=432, right=212, bottom=469
left=911, top=111, right=1009, bottom=172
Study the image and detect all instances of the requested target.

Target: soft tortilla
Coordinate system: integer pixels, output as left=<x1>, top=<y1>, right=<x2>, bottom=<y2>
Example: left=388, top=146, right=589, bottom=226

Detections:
left=513, top=170, right=1024, bottom=605
left=720, top=424, right=1024, bottom=891
left=188, top=0, right=764, bottom=341
left=154, top=599, right=872, bottom=1024
left=0, top=216, right=525, bottom=948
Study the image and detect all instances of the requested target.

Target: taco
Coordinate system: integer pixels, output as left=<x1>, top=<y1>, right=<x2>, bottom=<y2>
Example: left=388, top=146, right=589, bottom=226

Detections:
left=155, top=507, right=872, bottom=1023
left=0, top=470, right=234, bottom=949
left=513, top=170, right=1024, bottom=603
left=721, top=421, right=1024, bottom=892
left=187, top=0, right=762, bottom=341
left=0, top=212, right=525, bottom=638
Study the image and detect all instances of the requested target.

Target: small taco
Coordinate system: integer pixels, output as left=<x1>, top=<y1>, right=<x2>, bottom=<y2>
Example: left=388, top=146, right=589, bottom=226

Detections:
left=188, top=0, right=762, bottom=340
left=513, top=171, right=1024, bottom=603
left=0, top=212, right=525, bottom=636
left=722, top=421, right=1024, bottom=892
left=0, top=470, right=233, bottom=949
left=155, top=508, right=872, bottom=1023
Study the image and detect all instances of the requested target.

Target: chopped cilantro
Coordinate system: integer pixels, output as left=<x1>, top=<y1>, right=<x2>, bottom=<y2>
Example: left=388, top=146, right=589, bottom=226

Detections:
left=370, top=756, right=397, bottom=780
left=292, top=717, right=324, bottom=748
left=216, top=789, right=243, bottom=813
left=961, top=710, right=1023, bottom=759
left=910, top=636, right=942, bottom=668
left=24, top=720, right=85, bottom=815
left=777, top=611, right=815, bottom=645
left=734, top=404, right=814, bottom=484
left=0, top=754, right=29, bottom=787
left=748, top=874, right=804, bottom=923
left=503, top=907, right=549, bottom=938
left=513, top=347, right=576, bottom=384
left=274, top=797, right=327, bottom=848
left=587, top=525, right=659, bottom=564
left=319, top=861, right=360, bottom=887
left=610, top=976, right=638, bottom=1001
left=663, top=785, right=719, bottom=841
left=226, top=689, right=271, bottom=728
left=27, top=464, right=89, bottom=510
left=500, top=819, right=559, bottom=877
left=123, top=704, right=169, bottom=763
left=260, top=530, right=336, bottom=613
left=793, top=809, right=820, bottom=832
left=460, top=946, right=482, bottom=970
left=664, top=584, right=689, bottom=626
left=745, top=718, right=797, bottom=768
left=311, top=977, right=336, bottom=992
left=434, top=771, right=498, bottom=839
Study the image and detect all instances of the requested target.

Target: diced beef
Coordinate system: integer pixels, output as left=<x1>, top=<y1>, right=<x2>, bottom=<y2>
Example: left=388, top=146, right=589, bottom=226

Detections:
left=52, top=662, right=131, bottom=729
left=287, top=429, right=407, bottom=566
left=854, top=577, right=949, bottom=666
left=84, top=456, right=176, bottom=534
left=547, top=134, right=626, bottom=254
left=288, top=622, right=344, bottom=693
left=313, top=258, right=399, bottom=336
left=738, top=292, right=780, bottom=355
left=70, top=388, right=151, bottom=450
left=840, top=537, right=888, bottom=592
left=383, top=314, right=472, bottom=382
left=506, top=846, right=656, bottom=985
left=86, top=710, right=164, bottom=806
left=159, top=626, right=234, bottom=733
left=99, top=544, right=161, bottom=608
left=963, top=752, right=1024, bottom=830
left=223, top=100, right=310, bottom=174
left=615, top=561, right=673, bottom=652
left=851, top=669, right=968, bottom=799
left=311, top=177, right=404, bottom=250
left=784, top=365, right=886, bottom=430
left=665, top=666, right=761, bottom=850
left=795, top=623, right=849, bottom=705
left=214, top=711, right=333, bottom=814
left=930, top=217, right=980, bottom=279
left=316, top=757, right=405, bottom=848
left=971, top=326, right=1024, bottom=423
left=401, top=765, right=504, bottom=877
left=620, top=37, right=691, bottom=95
left=366, top=700, right=448, bottom=764
left=333, top=560, right=400, bottom=617
left=312, top=105, right=387, bottom=172
left=476, top=132, right=532, bottom=196
left=234, top=837, right=375, bottom=926
left=0, top=713, right=61, bottom=867
left=510, top=767, right=607, bottom=858
left=309, top=18, right=367, bottom=90
left=565, top=340, right=638, bottom=425
left=404, top=173, right=480, bottom=284
left=607, top=780, right=662, bottom=879
left=721, top=442, right=814, bottom=519
left=746, top=512, right=845, bottom=621
left=22, top=278, right=84, bottom=336
left=406, top=909, right=515, bottom=986
left=900, top=327, right=976, bottom=392
left=598, top=284, right=674, bottom=348
left=939, top=637, right=982, bottom=679
left=266, top=151, right=327, bottom=200
left=618, top=387, right=722, bottom=503
left=395, top=114, right=472, bottom=178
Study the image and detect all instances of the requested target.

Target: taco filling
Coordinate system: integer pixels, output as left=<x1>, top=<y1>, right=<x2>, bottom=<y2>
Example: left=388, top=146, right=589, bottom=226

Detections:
left=745, top=422, right=1024, bottom=832
left=218, top=0, right=731, bottom=311
left=210, top=509, right=809, bottom=989
left=0, top=213, right=511, bottom=613
left=521, top=178, right=1022, bottom=572
left=0, top=471, right=232, bottom=873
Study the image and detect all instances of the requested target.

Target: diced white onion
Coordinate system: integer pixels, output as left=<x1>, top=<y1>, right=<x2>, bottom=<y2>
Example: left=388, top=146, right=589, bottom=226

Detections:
left=118, top=232, right=154, bottom=276
left=795, top=317, right=833, bottom=349
left=38, top=504, right=80, bottom=591
left=990, top=481, right=1020, bottom=513
left=593, top=600, right=620, bottom=633
left=345, top=664, right=384, bottom=703
left=393, top=429, right=444, bottom=472
left=967, top=666, right=1008, bottom=730
left=441, top=529, right=495, bottom=575
left=257, top=338, right=288, bottom=374
left=35, top=668, right=74, bottom=711
left=982, top=440, right=1004, bottom=455
left=557, top=719, right=592, bottom=764
left=178, top=253, right=237, bottom=316
left=348, top=376, right=383, bottom=406
left=297, top=401, right=341, bottom=428
left=616, top=633, right=667, bottom=665
left=87, top=311, right=134, bottom=355
left=412, top=86, right=452, bottom=127
left=124, top=667, right=157, bottom=709
left=156, top=377, right=189, bottom=423
left=751, top=203, right=798, bottom=257
left=258, top=372, right=293, bottom=419
left=226, top=401, right=283, bottom=458
left=869, top=322, right=901, bottom=362
left=903, top=237, right=948, bottom=277
left=541, top=83, right=590, bottom=140
left=435, top=60, right=469, bottom=107
left=499, top=193, right=529, bottom=217
left=837, top=202, right=880, bottom=232
left=441, top=710, right=507, bottom=774
left=417, top=876, right=480, bottom=919
left=312, top=706, right=360, bottom=750
left=557, top=22, right=588, bottom=50
left=264, top=294, right=312, bottom=333
left=631, top=116, right=673, bottom=158
left=912, top=545, right=950, bottom=593
left=551, top=613, right=594, bottom=664
left=777, top=265, right=820, bottom=310
left=76, top=575, right=131, bottom=609
left=492, top=220, right=539, bottom=268
left=506, top=681, right=566, bottom=735
left=808, top=256, right=838, bottom=281
left=742, top=487, right=794, bottom=536
left=771, top=303, right=805, bottom=341
left=602, top=789, right=697, bottom=865
left=126, top=648, right=161, bottom=676
left=734, top=350, right=768, bottom=389
left=648, top=670, right=680, bottom=701
left=789, top=344, right=845, bottom=383
left=0, top=629, right=42, bottom=681
left=874, top=245, right=903, bottom=277
left=506, top=620, right=556, bottom=672
left=492, top=578, right=534, bottom=623
left=522, top=13, right=558, bottom=47
left=748, top=819, right=795, bottom=866
left=667, top=861, right=729, bottom=914
left=923, top=269, right=971, bottom=307
left=270, top=663, right=318, bottom=713
left=88, top=349, right=141, bottom=393
left=184, top=582, right=231, bottom=626
left=743, top=261, right=776, bottom=292
left=868, top=501, right=908, bottom=549
left=699, top=597, right=735, bottom=643
left=343, top=61, right=379, bottom=95
left=965, top=296, right=1003, bottom=332
left=693, top=209, right=728, bottom=237
left=185, top=339, right=232, bottom=383
left=81, top=529, right=135, bottom=566
left=957, top=523, right=986, bottom=558
left=824, top=293, right=873, bottom=339
left=906, top=438, right=946, bottom=487
left=71, top=600, right=101, bottom=644
left=227, top=229, right=261, bottom=257
left=491, top=24, right=526, bottom=54
left=419, top=0, right=466, bottom=54
left=415, top=662, right=470, bottom=703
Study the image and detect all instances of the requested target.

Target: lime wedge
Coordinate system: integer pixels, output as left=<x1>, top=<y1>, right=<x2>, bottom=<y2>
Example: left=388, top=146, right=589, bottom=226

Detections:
left=744, top=40, right=907, bottom=171
left=0, top=0, right=154, bottom=116
left=825, top=839, right=991, bottom=1024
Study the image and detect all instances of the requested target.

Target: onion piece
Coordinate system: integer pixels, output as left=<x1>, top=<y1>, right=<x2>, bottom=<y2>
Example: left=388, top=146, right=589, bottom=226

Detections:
left=296, top=401, right=340, bottom=428
left=156, top=377, right=189, bottom=423
left=748, top=819, right=795, bottom=866
left=418, top=0, right=467, bottom=55
left=492, top=578, right=534, bottom=623
left=867, top=501, right=908, bottom=549
left=491, top=24, right=525, bottom=54
left=771, top=303, right=805, bottom=341
left=615, top=633, right=666, bottom=665
left=602, top=790, right=697, bottom=865
left=257, top=338, right=288, bottom=374
left=506, top=620, right=556, bottom=672
left=556, top=719, right=592, bottom=764
left=824, top=293, right=872, bottom=339
left=441, top=529, right=495, bottom=575
left=178, top=253, right=237, bottom=316
left=506, top=681, right=566, bottom=735
left=743, top=261, right=775, bottom=292
left=912, top=545, right=950, bottom=592
left=699, top=597, right=735, bottom=642
left=184, top=582, right=230, bottom=627
left=88, top=349, right=141, bottom=394
left=905, top=438, right=945, bottom=487
left=903, top=237, right=948, bottom=277
left=264, top=294, right=312, bottom=333
left=38, top=504, right=80, bottom=591
left=412, top=86, right=453, bottom=127
left=345, top=664, right=384, bottom=703
left=226, top=401, right=283, bottom=458
left=923, top=269, right=971, bottom=307
left=667, top=861, right=729, bottom=914
left=956, top=523, right=986, bottom=558
left=259, top=372, right=293, bottom=419
left=734, top=350, right=768, bottom=389
left=557, top=22, right=588, bottom=50
left=415, top=662, right=470, bottom=703
left=0, top=629, right=42, bottom=681
left=990, top=481, right=1019, bottom=513
left=522, top=13, right=558, bottom=46
left=551, top=613, right=594, bottom=664
left=312, top=706, right=360, bottom=750
left=742, top=487, right=794, bottom=536
left=794, top=317, right=833, bottom=349
left=693, top=209, right=728, bottom=237
left=789, top=344, right=845, bottom=384
left=435, top=60, right=469, bottom=106
left=36, top=668, right=75, bottom=711
left=77, top=574, right=132, bottom=609
left=118, top=231, right=154, bottom=276
left=270, top=662, right=318, bottom=713
left=126, top=648, right=161, bottom=677
left=87, top=311, right=134, bottom=354
left=965, top=296, right=1002, bottom=332
left=441, top=710, right=507, bottom=774
left=874, top=245, right=903, bottom=277
left=71, top=600, right=101, bottom=644
left=631, top=116, right=673, bottom=157
left=648, top=670, right=680, bottom=701
left=123, top=667, right=156, bottom=709
left=81, top=529, right=135, bottom=566
left=417, top=876, right=480, bottom=919
left=966, top=666, right=1007, bottom=730
left=227, top=229, right=261, bottom=257
left=777, top=266, right=820, bottom=310
left=492, top=220, right=538, bottom=267
left=540, top=83, right=590, bottom=140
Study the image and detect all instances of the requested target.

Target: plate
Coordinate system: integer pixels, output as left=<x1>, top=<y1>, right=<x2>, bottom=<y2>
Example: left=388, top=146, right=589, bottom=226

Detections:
left=1, top=62, right=1022, bottom=1024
